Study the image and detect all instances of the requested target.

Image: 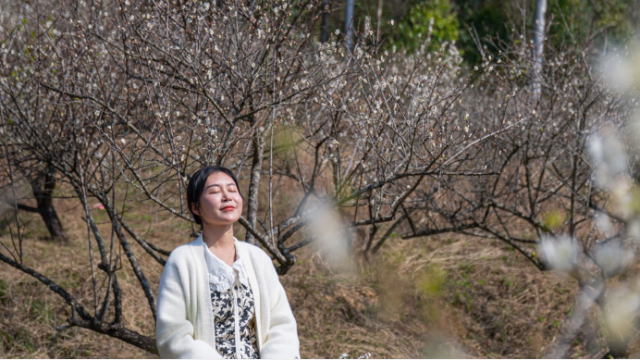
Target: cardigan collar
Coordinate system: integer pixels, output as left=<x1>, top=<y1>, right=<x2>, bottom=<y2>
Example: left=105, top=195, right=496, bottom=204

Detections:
left=197, top=235, right=249, bottom=292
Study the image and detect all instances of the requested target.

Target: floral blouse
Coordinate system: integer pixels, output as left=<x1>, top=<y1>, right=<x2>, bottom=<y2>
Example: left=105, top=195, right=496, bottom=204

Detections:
left=202, top=240, right=259, bottom=359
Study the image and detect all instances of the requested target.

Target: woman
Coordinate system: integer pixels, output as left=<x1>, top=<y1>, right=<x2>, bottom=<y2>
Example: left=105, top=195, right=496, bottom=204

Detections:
left=156, top=166, right=300, bottom=359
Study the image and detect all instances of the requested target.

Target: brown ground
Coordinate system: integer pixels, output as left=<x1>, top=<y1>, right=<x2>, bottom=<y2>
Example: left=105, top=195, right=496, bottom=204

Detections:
left=0, top=197, right=634, bottom=358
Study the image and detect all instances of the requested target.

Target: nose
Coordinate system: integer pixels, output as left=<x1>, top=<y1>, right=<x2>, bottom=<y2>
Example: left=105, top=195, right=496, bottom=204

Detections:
left=221, top=189, right=232, bottom=201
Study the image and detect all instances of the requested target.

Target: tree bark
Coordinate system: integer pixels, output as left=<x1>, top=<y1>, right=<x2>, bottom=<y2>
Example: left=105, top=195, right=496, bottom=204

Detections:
left=20, top=164, right=69, bottom=242
left=68, top=318, right=159, bottom=355
left=320, top=0, right=330, bottom=43
left=344, top=0, right=355, bottom=51
left=531, top=0, right=547, bottom=99
left=376, top=0, right=383, bottom=45
left=245, top=131, right=264, bottom=244
left=0, top=250, right=157, bottom=355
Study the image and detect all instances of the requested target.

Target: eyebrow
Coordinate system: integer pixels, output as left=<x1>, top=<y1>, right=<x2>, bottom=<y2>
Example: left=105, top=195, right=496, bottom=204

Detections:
left=204, top=183, right=237, bottom=190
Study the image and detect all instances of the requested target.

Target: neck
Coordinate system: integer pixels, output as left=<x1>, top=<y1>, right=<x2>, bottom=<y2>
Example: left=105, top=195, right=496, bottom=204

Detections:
left=201, top=223, right=235, bottom=250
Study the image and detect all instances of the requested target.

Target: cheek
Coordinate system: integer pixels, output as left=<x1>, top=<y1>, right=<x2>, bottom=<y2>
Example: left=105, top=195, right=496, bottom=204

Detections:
left=201, top=194, right=220, bottom=209
left=235, top=195, right=243, bottom=210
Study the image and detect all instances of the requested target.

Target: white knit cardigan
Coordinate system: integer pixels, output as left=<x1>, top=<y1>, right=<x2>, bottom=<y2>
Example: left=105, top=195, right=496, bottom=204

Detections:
left=156, top=238, right=300, bottom=359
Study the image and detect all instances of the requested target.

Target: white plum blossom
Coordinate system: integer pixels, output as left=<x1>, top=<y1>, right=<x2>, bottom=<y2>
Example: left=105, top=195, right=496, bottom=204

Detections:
left=538, top=235, right=578, bottom=273
left=594, top=242, right=631, bottom=278
left=605, top=287, right=640, bottom=339
left=594, top=212, right=613, bottom=235
left=588, top=129, right=627, bottom=190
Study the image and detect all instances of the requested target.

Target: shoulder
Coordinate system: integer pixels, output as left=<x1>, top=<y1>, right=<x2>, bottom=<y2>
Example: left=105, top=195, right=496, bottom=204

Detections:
left=165, top=239, right=202, bottom=269
left=236, top=241, right=274, bottom=267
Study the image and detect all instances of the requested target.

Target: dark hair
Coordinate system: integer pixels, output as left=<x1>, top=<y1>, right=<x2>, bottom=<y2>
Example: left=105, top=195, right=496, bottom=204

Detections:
left=187, top=166, right=242, bottom=226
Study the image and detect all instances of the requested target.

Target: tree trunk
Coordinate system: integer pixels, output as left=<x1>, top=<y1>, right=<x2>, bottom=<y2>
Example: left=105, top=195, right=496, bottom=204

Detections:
left=531, top=0, right=546, bottom=99
left=20, top=164, right=68, bottom=242
left=245, top=131, right=264, bottom=245
left=320, top=0, right=329, bottom=43
left=376, top=0, right=383, bottom=45
left=344, top=0, right=355, bottom=51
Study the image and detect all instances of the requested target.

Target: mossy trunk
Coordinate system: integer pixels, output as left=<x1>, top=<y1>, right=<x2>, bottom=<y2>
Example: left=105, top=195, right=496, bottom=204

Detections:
left=245, top=131, right=264, bottom=245
left=18, top=164, right=68, bottom=242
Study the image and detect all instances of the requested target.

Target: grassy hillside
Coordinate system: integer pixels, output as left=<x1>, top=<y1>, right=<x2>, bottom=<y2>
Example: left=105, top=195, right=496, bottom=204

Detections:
left=0, top=197, right=637, bottom=358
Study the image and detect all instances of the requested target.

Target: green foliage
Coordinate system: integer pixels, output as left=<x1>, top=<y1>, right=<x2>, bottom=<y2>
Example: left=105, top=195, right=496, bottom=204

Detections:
left=30, top=299, right=54, bottom=323
left=543, top=210, right=566, bottom=232
left=390, top=0, right=459, bottom=53
left=0, top=218, right=9, bottom=236
left=548, top=0, right=637, bottom=47
left=319, top=0, right=636, bottom=65
left=0, top=279, right=7, bottom=302
left=417, top=265, right=445, bottom=295
left=454, top=0, right=510, bottom=64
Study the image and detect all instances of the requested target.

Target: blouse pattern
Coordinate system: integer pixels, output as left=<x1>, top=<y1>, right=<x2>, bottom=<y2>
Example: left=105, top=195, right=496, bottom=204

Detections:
left=201, top=238, right=259, bottom=359
left=210, top=283, right=259, bottom=359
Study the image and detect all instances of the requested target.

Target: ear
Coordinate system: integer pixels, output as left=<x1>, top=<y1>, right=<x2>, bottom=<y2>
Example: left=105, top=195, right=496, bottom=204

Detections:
left=191, top=202, right=201, bottom=216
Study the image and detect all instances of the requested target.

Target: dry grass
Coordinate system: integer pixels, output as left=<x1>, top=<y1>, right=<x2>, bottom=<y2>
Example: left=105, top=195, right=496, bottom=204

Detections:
left=1, top=195, right=637, bottom=358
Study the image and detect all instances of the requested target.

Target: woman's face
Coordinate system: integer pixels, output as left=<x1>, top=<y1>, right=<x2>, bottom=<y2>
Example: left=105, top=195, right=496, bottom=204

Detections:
left=192, top=171, right=243, bottom=226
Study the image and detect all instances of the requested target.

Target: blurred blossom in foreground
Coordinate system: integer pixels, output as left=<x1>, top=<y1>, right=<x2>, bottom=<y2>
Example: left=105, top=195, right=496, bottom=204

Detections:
left=605, top=287, right=640, bottom=340
left=594, top=242, right=631, bottom=278
left=339, top=352, right=371, bottom=359
left=538, top=235, right=578, bottom=272
left=588, top=129, right=628, bottom=190
left=594, top=212, right=613, bottom=235
left=627, top=220, right=640, bottom=242
left=602, top=43, right=640, bottom=92
left=419, top=331, right=467, bottom=359
left=308, top=204, right=352, bottom=271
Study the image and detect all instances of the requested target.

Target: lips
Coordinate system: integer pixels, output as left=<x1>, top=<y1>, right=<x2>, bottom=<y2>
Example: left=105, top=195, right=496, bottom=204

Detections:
left=220, top=206, right=235, bottom=211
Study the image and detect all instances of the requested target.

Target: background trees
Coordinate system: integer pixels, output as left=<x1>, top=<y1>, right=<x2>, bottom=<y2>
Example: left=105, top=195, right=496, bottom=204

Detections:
left=321, top=0, right=639, bottom=64
left=1, top=0, right=639, bottom=357
left=0, top=0, right=483, bottom=352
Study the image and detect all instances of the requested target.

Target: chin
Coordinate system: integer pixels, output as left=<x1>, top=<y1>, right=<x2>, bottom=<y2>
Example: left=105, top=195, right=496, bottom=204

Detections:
left=205, top=220, right=235, bottom=227
left=214, top=215, right=240, bottom=224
